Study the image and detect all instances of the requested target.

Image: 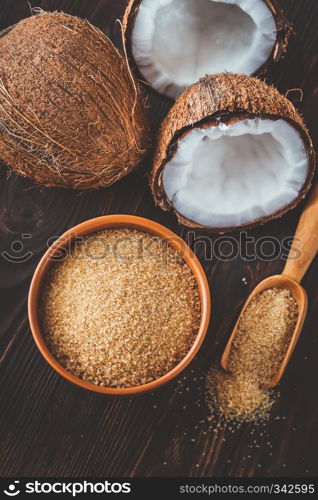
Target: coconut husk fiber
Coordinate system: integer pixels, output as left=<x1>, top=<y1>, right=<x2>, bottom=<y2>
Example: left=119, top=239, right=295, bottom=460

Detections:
left=0, top=12, right=151, bottom=189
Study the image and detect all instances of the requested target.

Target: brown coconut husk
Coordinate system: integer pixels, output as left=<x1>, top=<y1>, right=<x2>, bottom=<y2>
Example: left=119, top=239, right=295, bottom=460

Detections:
left=123, top=0, right=293, bottom=100
left=151, top=73, right=316, bottom=232
left=0, top=12, right=151, bottom=189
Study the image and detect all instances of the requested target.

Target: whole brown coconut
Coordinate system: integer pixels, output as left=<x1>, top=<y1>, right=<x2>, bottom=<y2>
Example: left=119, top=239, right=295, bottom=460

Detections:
left=0, top=12, right=150, bottom=189
left=123, top=0, right=292, bottom=99
left=152, top=73, right=316, bottom=232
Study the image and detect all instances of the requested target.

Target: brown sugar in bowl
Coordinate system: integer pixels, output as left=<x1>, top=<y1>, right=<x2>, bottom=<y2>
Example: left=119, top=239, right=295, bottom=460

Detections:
left=28, top=215, right=211, bottom=395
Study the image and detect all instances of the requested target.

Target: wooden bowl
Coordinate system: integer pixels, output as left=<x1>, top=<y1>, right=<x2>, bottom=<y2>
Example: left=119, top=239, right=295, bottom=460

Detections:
left=28, top=215, right=211, bottom=395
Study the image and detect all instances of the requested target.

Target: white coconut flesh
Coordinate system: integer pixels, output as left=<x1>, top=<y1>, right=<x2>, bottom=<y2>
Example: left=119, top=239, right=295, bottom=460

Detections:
left=132, top=0, right=277, bottom=98
left=162, top=118, right=308, bottom=228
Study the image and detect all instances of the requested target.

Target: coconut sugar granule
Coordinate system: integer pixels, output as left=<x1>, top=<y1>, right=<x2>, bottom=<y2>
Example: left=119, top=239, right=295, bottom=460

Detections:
left=206, top=288, right=298, bottom=422
left=40, top=229, right=201, bottom=388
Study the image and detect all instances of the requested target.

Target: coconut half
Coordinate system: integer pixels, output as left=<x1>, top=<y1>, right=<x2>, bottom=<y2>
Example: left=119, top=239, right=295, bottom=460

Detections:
left=124, top=0, right=291, bottom=99
left=152, top=74, right=315, bottom=231
left=0, top=12, right=150, bottom=189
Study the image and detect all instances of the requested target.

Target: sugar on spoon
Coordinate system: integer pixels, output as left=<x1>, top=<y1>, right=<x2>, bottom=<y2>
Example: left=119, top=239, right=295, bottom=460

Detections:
left=221, top=183, right=318, bottom=388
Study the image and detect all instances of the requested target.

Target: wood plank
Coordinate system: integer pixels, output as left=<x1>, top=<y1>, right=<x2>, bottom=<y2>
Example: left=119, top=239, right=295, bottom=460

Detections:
left=0, top=0, right=317, bottom=478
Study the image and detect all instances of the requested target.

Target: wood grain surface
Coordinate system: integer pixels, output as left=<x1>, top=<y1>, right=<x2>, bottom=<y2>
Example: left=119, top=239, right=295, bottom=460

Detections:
left=1, top=0, right=318, bottom=478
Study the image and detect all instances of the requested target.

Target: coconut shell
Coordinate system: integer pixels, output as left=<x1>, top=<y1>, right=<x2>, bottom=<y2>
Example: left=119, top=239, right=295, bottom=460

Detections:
left=152, top=73, right=316, bottom=232
left=123, top=0, right=293, bottom=100
left=0, top=12, right=151, bottom=189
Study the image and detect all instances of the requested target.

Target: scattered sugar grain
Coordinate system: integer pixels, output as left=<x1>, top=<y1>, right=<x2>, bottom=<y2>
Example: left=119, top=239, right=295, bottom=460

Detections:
left=205, top=288, right=298, bottom=422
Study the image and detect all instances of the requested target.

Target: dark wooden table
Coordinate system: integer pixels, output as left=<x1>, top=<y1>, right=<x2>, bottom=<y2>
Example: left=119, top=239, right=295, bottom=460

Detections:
left=1, top=0, right=318, bottom=478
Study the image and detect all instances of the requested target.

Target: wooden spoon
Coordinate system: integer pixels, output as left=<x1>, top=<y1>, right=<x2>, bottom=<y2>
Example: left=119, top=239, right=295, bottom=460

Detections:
left=221, top=184, right=318, bottom=388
